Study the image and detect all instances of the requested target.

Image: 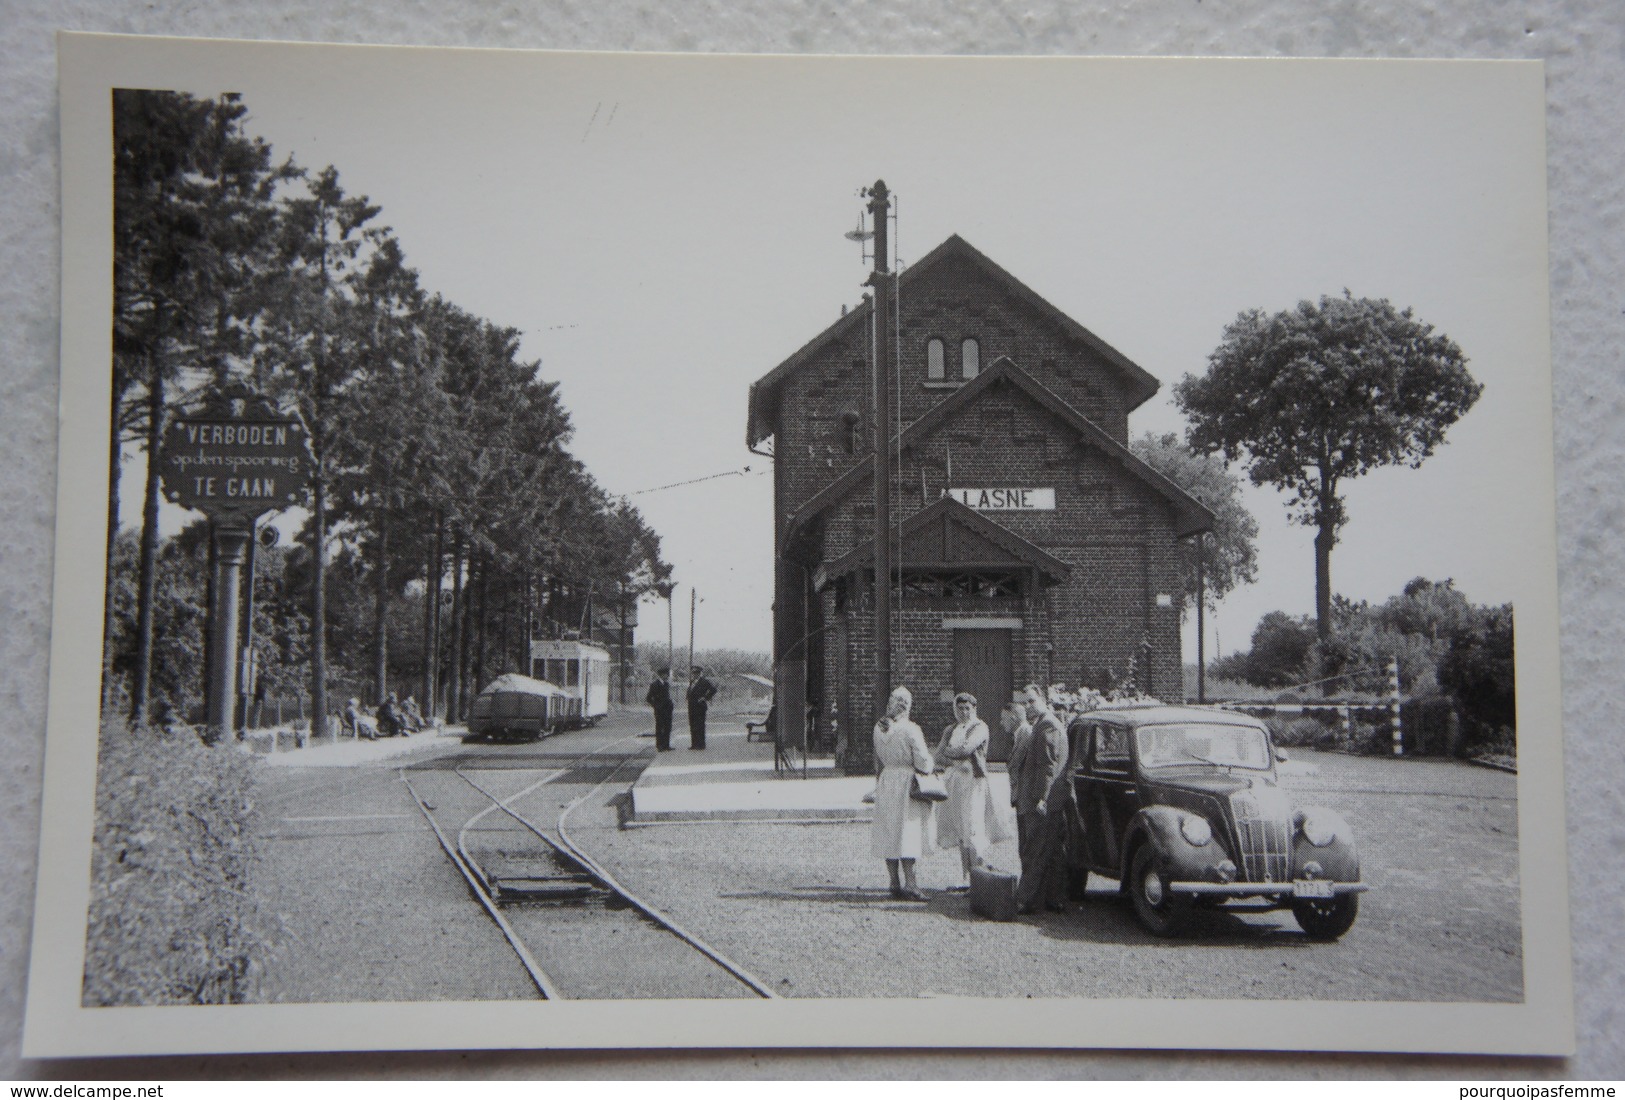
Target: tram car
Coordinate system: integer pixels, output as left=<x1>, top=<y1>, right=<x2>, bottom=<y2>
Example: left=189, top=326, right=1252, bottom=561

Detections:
left=465, top=673, right=579, bottom=742
left=529, top=638, right=612, bottom=725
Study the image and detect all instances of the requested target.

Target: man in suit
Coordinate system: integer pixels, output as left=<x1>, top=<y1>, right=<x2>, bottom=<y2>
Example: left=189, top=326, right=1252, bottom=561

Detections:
left=646, top=667, right=675, bottom=751
left=1011, top=683, right=1072, bottom=915
left=686, top=666, right=716, bottom=750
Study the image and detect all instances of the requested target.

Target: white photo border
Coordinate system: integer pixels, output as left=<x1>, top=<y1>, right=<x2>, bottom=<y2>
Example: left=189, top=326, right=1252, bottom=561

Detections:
left=25, top=32, right=1573, bottom=1057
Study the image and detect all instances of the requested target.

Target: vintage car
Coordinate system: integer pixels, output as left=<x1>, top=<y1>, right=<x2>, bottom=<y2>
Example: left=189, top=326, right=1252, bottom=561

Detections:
left=1067, top=704, right=1366, bottom=939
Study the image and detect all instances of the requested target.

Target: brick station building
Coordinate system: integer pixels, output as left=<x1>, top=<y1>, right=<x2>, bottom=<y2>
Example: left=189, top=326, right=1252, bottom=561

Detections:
left=745, top=234, right=1213, bottom=771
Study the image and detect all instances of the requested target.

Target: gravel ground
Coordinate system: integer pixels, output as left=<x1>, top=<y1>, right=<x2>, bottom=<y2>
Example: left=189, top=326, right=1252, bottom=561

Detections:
left=244, top=715, right=1522, bottom=1006
left=574, top=743, right=1523, bottom=1003
left=251, top=755, right=542, bottom=1004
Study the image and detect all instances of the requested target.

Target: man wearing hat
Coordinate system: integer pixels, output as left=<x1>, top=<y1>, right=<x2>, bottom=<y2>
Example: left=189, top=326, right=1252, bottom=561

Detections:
left=646, top=667, right=675, bottom=751
left=686, top=666, right=717, bottom=750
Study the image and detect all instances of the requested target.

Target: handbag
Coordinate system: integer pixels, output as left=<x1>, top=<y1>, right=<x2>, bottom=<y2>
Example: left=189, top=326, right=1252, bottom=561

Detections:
left=910, top=771, right=949, bottom=803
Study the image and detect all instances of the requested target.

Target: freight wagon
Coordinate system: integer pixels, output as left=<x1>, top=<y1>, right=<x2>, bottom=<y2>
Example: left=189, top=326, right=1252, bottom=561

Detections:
left=465, top=673, right=579, bottom=742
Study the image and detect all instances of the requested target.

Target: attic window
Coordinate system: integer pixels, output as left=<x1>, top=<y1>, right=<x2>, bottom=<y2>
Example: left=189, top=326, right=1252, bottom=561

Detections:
left=961, top=338, right=981, bottom=379
left=926, top=338, right=946, bottom=380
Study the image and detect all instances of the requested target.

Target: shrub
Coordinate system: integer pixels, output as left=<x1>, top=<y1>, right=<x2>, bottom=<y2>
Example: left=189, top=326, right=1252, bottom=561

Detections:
left=1265, top=714, right=1344, bottom=750
left=82, top=715, right=272, bottom=1006
left=1347, top=718, right=1396, bottom=756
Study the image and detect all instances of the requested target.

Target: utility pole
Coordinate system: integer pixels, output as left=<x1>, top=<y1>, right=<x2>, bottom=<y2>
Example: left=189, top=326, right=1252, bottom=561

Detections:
left=1196, top=532, right=1206, bottom=705
left=688, top=587, right=698, bottom=683
left=866, top=179, right=894, bottom=716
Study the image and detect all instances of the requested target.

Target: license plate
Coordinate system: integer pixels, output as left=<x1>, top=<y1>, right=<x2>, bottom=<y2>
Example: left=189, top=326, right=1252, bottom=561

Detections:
left=1293, top=880, right=1334, bottom=898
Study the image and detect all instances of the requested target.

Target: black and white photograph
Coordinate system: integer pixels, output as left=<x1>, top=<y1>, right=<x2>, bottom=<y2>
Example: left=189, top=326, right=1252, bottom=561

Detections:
left=21, top=33, right=1573, bottom=1058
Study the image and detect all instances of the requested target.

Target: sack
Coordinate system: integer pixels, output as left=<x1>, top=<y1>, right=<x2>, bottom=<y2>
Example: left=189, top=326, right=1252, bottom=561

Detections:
left=969, top=865, right=1020, bottom=921
left=910, top=771, right=949, bottom=802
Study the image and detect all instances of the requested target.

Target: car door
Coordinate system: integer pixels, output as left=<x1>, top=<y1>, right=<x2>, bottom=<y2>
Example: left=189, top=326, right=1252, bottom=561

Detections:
left=1085, top=720, right=1139, bottom=874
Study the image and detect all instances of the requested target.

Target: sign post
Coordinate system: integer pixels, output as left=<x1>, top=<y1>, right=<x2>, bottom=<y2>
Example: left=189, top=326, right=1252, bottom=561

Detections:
left=160, top=383, right=310, bottom=742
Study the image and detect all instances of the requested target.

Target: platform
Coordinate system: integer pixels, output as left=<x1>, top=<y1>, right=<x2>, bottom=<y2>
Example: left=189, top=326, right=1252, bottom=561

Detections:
left=627, top=726, right=876, bottom=825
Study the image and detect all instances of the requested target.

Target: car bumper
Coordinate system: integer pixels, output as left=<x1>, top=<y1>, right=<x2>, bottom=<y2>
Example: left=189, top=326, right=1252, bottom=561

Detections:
left=1169, top=880, right=1369, bottom=897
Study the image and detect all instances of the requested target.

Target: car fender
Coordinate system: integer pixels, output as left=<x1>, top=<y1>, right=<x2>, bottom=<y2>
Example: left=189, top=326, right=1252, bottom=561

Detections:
left=1121, top=806, right=1223, bottom=884
left=1291, top=804, right=1361, bottom=882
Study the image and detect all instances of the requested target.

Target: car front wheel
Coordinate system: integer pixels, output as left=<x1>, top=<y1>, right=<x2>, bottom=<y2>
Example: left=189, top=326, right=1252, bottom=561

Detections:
left=1292, top=892, right=1358, bottom=940
left=1129, top=845, right=1192, bottom=937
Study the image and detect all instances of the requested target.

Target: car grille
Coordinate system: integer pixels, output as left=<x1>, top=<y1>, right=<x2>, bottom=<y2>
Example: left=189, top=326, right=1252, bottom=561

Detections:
left=1228, top=788, right=1292, bottom=883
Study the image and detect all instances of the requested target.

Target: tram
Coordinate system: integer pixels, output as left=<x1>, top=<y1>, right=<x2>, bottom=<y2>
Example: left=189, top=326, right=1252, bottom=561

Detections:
left=529, top=638, right=612, bottom=725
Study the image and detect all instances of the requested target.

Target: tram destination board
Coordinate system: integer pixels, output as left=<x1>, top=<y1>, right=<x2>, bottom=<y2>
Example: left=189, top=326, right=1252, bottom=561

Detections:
left=158, top=387, right=311, bottom=522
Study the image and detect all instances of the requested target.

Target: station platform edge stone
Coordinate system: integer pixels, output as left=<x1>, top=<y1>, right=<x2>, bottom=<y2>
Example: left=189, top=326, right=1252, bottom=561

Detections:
left=628, top=726, right=877, bottom=825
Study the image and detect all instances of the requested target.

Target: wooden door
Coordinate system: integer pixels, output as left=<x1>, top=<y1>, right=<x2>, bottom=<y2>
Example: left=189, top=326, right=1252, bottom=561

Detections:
left=953, top=629, right=1014, bottom=761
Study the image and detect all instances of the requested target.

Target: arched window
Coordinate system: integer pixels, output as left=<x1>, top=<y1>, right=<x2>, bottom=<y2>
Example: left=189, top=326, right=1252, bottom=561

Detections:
left=961, top=338, right=981, bottom=379
left=926, top=338, right=946, bottom=381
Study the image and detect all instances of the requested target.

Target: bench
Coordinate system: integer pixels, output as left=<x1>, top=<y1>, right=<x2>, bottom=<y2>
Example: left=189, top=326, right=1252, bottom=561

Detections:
left=744, top=705, right=777, bottom=742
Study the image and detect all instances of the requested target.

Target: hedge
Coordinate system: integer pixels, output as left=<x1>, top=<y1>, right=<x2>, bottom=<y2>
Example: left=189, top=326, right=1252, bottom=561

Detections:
left=82, top=716, right=272, bottom=1006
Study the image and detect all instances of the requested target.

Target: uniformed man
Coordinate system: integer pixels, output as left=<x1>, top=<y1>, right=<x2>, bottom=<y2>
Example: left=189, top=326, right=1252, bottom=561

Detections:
left=686, top=666, right=717, bottom=750
left=646, top=667, right=675, bottom=751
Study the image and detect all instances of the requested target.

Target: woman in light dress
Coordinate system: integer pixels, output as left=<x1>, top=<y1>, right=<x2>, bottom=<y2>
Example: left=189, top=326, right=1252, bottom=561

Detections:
left=869, top=686, right=936, bottom=901
left=935, top=692, right=1012, bottom=887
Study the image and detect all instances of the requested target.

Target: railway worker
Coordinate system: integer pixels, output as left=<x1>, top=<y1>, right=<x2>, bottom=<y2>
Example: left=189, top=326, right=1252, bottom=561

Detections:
left=686, top=666, right=717, bottom=750
left=647, top=667, right=675, bottom=751
left=1011, top=683, right=1072, bottom=916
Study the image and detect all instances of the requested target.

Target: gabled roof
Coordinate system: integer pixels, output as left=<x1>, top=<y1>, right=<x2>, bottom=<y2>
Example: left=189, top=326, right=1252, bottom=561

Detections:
left=824, top=495, right=1071, bottom=584
left=788, top=356, right=1214, bottom=538
left=745, top=234, right=1161, bottom=447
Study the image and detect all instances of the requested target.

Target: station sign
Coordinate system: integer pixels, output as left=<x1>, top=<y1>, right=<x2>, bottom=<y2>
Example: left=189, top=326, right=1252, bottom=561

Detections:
left=945, top=486, right=1056, bottom=511
left=159, top=385, right=311, bottom=524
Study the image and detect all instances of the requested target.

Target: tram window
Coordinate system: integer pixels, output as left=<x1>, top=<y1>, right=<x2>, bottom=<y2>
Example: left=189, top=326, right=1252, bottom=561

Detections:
left=546, top=659, right=566, bottom=684
left=566, top=661, right=580, bottom=687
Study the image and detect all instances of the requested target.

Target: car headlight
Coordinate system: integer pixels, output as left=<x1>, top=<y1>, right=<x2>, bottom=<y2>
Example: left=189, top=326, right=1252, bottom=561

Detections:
left=1299, top=811, right=1339, bottom=847
left=1179, top=815, right=1212, bottom=847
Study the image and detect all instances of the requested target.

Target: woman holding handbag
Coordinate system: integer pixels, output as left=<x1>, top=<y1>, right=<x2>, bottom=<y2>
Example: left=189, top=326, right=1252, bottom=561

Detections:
left=869, top=686, right=936, bottom=901
left=935, top=692, right=1012, bottom=888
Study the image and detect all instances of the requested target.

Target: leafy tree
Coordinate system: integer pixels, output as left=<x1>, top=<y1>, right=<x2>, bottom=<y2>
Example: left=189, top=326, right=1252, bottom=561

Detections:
left=1233, top=611, right=1318, bottom=688
left=1438, top=603, right=1515, bottom=750
left=1175, top=292, right=1481, bottom=638
left=1129, top=432, right=1258, bottom=612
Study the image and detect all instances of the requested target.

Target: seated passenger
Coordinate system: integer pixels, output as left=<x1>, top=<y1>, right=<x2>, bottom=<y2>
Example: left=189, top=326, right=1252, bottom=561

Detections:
left=344, top=697, right=377, bottom=741
left=377, top=692, right=404, bottom=737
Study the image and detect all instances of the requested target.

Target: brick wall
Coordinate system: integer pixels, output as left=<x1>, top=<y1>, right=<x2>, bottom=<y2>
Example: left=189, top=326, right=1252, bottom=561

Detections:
left=772, top=243, right=1188, bottom=773
left=774, top=248, right=1147, bottom=534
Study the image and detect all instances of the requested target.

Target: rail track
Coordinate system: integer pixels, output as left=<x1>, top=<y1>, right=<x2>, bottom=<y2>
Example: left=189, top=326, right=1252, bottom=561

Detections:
left=400, top=733, right=776, bottom=1000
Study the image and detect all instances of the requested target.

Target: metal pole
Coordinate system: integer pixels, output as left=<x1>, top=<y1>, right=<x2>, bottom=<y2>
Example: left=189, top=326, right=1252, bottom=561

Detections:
left=1196, top=532, right=1206, bottom=705
left=237, top=520, right=260, bottom=738
left=208, top=524, right=252, bottom=744
left=867, top=180, right=893, bottom=712
left=688, top=587, right=697, bottom=682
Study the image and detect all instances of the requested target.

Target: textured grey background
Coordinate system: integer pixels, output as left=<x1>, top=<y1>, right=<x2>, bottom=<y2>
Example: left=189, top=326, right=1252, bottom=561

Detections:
left=2, top=0, right=1619, bottom=1081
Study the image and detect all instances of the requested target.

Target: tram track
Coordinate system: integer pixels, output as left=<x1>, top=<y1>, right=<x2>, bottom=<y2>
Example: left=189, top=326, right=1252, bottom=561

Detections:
left=400, top=732, right=776, bottom=1001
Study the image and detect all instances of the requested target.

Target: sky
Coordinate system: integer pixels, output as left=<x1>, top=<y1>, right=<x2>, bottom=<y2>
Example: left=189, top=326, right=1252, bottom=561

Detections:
left=131, top=48, right=1552, bottom=663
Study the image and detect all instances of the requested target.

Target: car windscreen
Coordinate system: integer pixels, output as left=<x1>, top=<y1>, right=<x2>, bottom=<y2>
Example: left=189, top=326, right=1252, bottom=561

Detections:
left=1135, top=723, right=1272, bottom=771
